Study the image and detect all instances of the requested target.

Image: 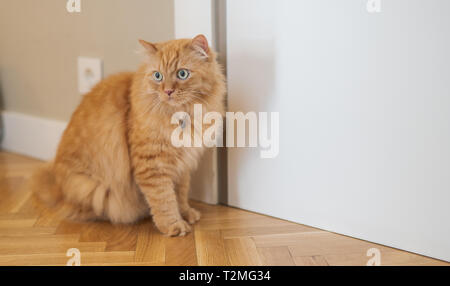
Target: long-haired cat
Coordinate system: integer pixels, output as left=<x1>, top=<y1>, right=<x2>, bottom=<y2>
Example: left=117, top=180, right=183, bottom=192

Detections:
left=29, top=35, right=225, bottom=236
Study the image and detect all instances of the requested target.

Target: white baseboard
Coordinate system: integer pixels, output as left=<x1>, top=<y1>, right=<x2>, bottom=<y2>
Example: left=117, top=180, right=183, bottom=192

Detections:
left=0, top=111, right=67, bottom=161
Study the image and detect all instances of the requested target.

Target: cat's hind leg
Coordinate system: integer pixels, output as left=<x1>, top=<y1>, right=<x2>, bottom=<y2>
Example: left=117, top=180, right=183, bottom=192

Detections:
left=58, top=172, right=108, bottom=221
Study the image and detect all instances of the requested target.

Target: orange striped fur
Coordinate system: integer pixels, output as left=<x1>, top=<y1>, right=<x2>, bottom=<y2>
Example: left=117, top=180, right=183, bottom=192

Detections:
left=30, top=35, right=226, bottom=236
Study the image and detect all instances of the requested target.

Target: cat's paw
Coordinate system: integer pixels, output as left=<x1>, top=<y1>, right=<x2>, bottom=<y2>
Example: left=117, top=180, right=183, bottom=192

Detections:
left=154, top=216, right=191, bottom=237
left=181, top=207, right=201, bottom=224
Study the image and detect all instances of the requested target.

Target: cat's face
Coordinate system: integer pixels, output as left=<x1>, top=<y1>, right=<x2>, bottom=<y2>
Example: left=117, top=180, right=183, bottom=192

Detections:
left=140, top=35, right=216, bottom=109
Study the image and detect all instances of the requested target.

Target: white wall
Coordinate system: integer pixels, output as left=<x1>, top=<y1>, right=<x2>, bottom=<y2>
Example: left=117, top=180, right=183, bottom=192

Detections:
left=174, top=0, right=213, bottom=46
left=227, top=0, right=450, bottom=261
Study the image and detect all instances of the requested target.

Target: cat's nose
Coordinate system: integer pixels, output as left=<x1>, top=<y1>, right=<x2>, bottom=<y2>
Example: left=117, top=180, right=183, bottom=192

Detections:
left=165, top=89, right=175, bottom=96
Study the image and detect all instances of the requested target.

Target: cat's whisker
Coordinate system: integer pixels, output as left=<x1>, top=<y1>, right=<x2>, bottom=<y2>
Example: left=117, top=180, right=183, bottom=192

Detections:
left=140, top=97, right=163, bottom=118
left=181, top=91, right=209, bottom=104
left=186, top=89, right=210, bottom=97
left=187, top=95, right=209, bottom=107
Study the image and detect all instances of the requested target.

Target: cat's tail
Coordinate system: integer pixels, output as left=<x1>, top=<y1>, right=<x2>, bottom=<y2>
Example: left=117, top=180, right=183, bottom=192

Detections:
left=29, top=163, right=98, bottom=221
left=29, top=162, right=63, bottom=207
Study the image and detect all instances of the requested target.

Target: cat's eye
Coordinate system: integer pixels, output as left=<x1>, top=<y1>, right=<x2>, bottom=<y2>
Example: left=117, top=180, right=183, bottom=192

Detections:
left=177, top=69, right=190, bottom=80
left=152, top=71, right=163, bottom=82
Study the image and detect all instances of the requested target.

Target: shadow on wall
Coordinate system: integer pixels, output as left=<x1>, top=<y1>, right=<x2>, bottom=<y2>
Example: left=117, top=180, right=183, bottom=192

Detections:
left=215, top=0, right=228, bottom=205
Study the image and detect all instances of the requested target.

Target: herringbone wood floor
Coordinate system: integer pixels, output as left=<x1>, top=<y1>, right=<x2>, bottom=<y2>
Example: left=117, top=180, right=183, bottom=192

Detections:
left=0, top=151, right=448, bottom=266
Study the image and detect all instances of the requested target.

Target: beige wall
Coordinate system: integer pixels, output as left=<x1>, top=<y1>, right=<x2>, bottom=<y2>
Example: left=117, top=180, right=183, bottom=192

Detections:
left=0, top=0, right=174, bottom=121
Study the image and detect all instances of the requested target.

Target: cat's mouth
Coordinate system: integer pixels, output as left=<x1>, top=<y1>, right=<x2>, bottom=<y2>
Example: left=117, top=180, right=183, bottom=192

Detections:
left=164, top=95, right=190, bottom=107
left=159, top=91, right=193, bottom=107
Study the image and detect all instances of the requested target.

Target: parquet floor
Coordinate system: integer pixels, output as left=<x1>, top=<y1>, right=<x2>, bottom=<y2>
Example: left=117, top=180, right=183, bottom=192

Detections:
left=0, top=151, right=448, bottom=266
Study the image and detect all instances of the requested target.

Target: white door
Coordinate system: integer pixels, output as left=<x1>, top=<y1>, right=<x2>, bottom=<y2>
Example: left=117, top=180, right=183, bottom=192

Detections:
left=226, top=0, right=450, bottom=261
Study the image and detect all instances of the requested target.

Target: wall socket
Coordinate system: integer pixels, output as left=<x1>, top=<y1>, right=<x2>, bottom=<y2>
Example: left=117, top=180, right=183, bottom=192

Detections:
left=77, top=56, right=102, bottom=94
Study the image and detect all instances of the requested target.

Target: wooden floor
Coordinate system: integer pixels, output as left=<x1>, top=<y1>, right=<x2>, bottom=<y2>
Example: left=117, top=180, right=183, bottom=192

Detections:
left=0, top=151, right=447, bottom=266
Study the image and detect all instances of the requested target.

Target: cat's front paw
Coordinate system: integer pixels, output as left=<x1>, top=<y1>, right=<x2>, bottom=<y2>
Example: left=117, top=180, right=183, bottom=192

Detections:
left=181, top=207, right=201, bottom=224
left=154, top=216, right=191, bottom=236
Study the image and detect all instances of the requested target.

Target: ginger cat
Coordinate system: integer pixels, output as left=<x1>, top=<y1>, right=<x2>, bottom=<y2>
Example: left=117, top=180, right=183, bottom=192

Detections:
left=30, top=35, right=225, bottom=236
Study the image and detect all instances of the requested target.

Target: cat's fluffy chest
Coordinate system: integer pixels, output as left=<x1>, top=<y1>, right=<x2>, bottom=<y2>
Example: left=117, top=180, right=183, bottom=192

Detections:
left=167, top=120, right=206, bottom=173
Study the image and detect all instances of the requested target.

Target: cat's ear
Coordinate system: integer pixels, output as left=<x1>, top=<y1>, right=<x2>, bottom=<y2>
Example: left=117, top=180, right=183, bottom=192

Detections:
left=191, top=34, right=209, bottom=58
left=139, top=39, right=157, bottom=54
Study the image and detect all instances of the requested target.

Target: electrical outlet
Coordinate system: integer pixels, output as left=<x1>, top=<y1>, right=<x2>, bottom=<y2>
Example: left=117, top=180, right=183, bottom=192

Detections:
left=77, top=56, right=102, bottom=94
